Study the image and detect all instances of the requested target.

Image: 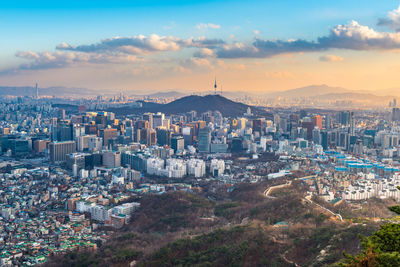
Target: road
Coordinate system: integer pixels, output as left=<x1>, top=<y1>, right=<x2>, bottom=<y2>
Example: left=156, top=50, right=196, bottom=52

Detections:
left=263, top=176, right=343, bottom=222
left=304, top=194, right=343, bottom=222
left=264, top=180, right=292, bottom=197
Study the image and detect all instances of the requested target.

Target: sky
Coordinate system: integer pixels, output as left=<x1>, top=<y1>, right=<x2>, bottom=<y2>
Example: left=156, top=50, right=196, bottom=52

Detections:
left=2, top=0, right=400, bottom=93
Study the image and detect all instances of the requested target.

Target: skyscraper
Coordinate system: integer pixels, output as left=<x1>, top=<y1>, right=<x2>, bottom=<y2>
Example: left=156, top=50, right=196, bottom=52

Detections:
left=49, top=141, right=76, bottom=163
left=143, top=113, right=154, bottom=130
left=35, top=83, right=39, bottom=99
left=198, top=127, right=211, bottom=153
left=153, top=112, right=165, bottom=129
left=101, top=128, right=117, bottom=147
left=171, top=136, right=184, bottom=152
left=312, top=115, right=323, bottom=130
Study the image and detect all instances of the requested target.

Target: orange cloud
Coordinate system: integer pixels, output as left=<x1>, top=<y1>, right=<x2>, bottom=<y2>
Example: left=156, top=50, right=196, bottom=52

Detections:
left=319, top=54, right=344, bottom=62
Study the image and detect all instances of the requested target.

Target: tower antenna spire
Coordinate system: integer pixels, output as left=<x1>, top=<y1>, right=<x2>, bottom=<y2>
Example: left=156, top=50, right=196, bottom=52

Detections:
left=214, top=77, right=217, bottom=95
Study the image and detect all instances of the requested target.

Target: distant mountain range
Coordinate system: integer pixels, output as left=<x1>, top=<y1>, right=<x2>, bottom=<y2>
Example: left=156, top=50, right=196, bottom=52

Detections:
left=262, top=84, right=396, bottom=106
left=265, top=84, right=352, bottom=98
left=0, top=86, right=98, bottom=96
left=0, top=85, right=398, bottom=106
left=108, top=94, right=271, bottom=118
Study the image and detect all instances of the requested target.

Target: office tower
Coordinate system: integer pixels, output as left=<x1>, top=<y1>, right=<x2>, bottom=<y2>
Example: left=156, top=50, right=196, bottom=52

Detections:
left=85, top=124, right=98, bottom=135
left=349, top=111, right=355, bottom=135
left=153, top=112, right=165, bottom=129
left=273, top=114, right=280, bottom=129
left=33, top=140, right=48, bottom=153
left=301, top=121, right=313, bottom=140
left=122, top=151, right=148, bottom=172
left=35, top=83, right=39, bottom=99
left=252, top=119, right=262, bottom=133
left=320, top=131, right=328, bottom=150
left=143, top=113, right=154, bottom=130
left=101, top=128, right=118, bottom=147
left=77, top=135, right=99, bottom=151
left=125, top=127, right=134, bottom=142
left=195, top=120, right=207, bottom=130
left=137, top=128, right=149, bottom=144
left=148, top=129, right=157, bottom=146
left=84, top=152, right=103, bottom=170
left=58, top=109, right=66, bottom=120
left=198, top=127, right=211, bottom=153
left=186, top=110, right=197, bottom=122
left=339, top=111, right=353, bottom=126
left=156, top=128, right=171, bottom=146
left=58, top=124, right=73, bottom=141
left=202, top=111, right=214, bottom=123
left=95, top=114, right=107, bottom=126
left=238, top=118, right=247, bottom=129
left=135, top=120, right=149, bottom=130
left=312, top=127, right=321, bottom=144
left=102, top=151, right=121, bottom=168
left=51, top=118, right=58, bottom=141
left=171, top=136, right=184, bottom=152
left=107, top=112, right=115, bottom=121
left=33, top=140, right=49, bottom=153
left=87, top=136, right=102, bottom=151
left=72, top=125, right=85, bottom=140
left=392, top=108, right=400, bottom=121
left=324, top=115, right=332, bottom=129
left=182, top=126, right=194, bottom=146
left=162, top=118, right=170, bottom=129
left=312, top=115, right=323, bottom=130
left=10, top=138, right=32, bottom=156
left=213, top=111, right=223, bottom=126
left=49, top=141, right=76, bottom=163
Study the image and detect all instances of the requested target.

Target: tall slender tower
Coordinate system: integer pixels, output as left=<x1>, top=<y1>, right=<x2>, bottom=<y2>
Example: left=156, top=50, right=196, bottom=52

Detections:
left=214, top=77, right=217, bottom=95
left=35, top=83, right=39, bottom=99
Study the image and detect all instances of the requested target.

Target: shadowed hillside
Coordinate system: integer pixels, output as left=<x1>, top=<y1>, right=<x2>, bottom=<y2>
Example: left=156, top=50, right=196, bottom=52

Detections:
left=108, top=94, right=271, bottom=118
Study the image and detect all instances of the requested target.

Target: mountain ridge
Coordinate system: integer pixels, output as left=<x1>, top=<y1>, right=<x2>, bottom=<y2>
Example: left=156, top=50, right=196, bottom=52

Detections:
left=108, top=94, right=271, bottom=118
left=1, top=84, right=398, bottom=100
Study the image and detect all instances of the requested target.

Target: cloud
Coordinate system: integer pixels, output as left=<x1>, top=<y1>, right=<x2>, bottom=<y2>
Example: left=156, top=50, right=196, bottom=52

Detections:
left=14, top=51, right=137, bottom=70
left=58, top=35, right=225, bottom=55
left=265, top=71, right=295, bottom=79
left=10, top=14, right=400, bottom=73
left=319, top=54, right=344, bottom=62
left=180, top=58, right=215, bottom=71
left=217, top=20, right=400, bottom=58
left=183, top=36, right=225, bottom=48
left=188, top=58, right=214, bottom=68
left=196, top=23, right=221, bottom=30
left=378, top=5, right=400, bottom=32
left=57, top=34, right=182, bottom=54
left=7, top=34, right=225, bottom=72
left=253, top=30, right=260, bottom=35
left=193, top=48, right=215, bottom=58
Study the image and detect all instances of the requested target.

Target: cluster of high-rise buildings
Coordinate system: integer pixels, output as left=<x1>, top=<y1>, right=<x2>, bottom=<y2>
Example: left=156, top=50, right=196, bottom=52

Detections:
left=1, top=93, right=400, bottom=264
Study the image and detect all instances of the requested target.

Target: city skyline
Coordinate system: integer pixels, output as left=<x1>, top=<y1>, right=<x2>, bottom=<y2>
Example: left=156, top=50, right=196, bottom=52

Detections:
left=2, top=1, right=400, bottom=93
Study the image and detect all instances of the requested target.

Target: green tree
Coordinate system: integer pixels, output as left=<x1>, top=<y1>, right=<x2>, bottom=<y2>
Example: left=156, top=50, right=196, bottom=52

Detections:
left=342, top=205, right=400, bottom=266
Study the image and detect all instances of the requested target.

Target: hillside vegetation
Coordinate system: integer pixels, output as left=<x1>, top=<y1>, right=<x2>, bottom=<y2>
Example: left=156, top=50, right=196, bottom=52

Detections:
left=45, top=179, right=384, bottom=267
